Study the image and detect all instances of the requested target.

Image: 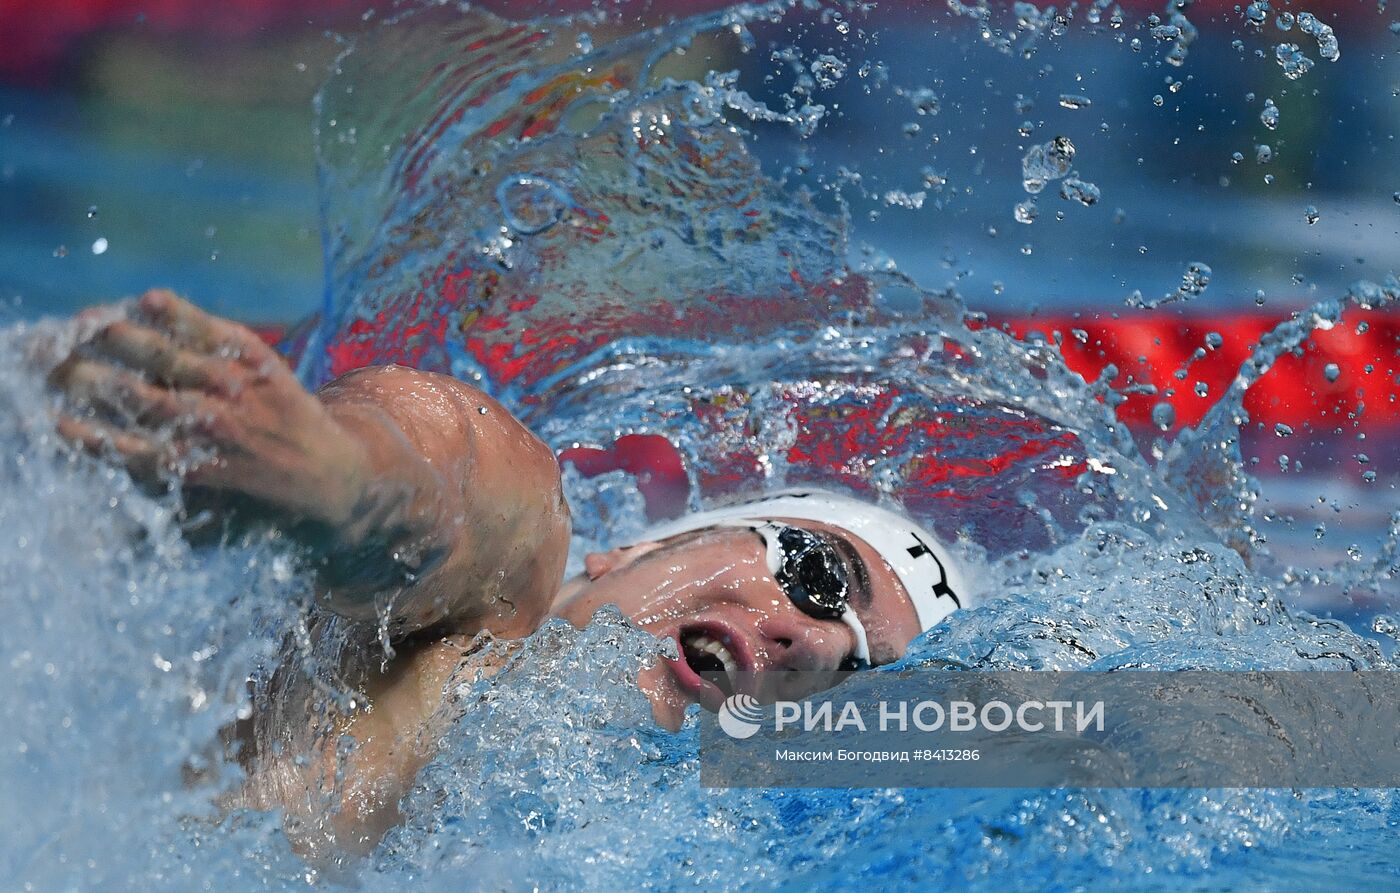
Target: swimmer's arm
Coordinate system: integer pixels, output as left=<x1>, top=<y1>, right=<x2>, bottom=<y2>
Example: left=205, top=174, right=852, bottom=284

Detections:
left=233, top=636, right=486, bottom=857
left=52, top=290, right=570, bottom=634
left=311, top=364, right=571, bottom=633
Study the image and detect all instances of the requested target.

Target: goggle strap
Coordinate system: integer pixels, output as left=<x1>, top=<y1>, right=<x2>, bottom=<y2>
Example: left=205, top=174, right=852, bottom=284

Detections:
left=840, top=607, right=871, bottom=664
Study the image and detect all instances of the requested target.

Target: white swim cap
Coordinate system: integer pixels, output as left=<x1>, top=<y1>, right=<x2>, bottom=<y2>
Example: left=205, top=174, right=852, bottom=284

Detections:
left=645, top=489, right=967, bottom=633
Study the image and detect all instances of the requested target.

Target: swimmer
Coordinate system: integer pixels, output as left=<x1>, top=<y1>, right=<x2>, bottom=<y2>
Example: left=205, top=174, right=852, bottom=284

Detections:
left=48, top=289, right=967, bottom=853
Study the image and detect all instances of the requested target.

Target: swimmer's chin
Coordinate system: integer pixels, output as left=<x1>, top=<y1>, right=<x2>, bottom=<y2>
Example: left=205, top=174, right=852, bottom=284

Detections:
left=637, top=660, right=694, bottom=732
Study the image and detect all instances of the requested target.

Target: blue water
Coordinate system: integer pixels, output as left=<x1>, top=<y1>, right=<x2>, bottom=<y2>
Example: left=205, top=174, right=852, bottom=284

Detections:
left=2, top=1, right=1398, bottom=890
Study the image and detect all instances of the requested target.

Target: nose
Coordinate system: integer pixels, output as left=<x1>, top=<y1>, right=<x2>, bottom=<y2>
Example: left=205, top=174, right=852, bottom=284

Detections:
left=757, top=613, right=856, bottom=671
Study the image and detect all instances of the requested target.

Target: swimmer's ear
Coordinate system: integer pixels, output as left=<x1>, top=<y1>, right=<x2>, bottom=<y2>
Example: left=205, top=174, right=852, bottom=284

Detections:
left=583, top=541, right=663, bottom=580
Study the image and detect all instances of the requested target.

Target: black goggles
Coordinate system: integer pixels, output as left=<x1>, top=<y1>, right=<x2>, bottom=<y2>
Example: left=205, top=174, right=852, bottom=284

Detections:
left=749, top=522, right=870, bottom=670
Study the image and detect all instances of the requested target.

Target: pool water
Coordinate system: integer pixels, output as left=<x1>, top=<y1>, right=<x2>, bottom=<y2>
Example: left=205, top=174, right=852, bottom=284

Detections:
left=2, top=1, right=1398, bottom=890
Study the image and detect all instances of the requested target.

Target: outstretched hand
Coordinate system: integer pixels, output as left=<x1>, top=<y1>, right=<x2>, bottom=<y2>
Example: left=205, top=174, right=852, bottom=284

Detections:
left=50, top=289, right=370, bottom=529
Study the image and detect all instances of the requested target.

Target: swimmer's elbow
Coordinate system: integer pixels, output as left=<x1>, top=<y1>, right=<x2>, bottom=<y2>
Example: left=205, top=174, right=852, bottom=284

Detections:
left=313, top=364, right=570, bottom=632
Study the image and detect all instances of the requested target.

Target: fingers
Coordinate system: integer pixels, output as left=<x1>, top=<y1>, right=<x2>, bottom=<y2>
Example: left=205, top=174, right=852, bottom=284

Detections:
left=89, top=319, right=241, bottom=393
left=55, top=356, right=213, bottom=430
left=136, top=289, right=276, bottom=368
left=55, top=413, right=168, bottom=480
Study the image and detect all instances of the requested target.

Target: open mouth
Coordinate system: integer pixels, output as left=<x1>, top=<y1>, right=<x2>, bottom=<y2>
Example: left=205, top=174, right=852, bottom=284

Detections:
left=668, top=621, right=754, bottom=705
left=681, top=632, right=740, bottom=694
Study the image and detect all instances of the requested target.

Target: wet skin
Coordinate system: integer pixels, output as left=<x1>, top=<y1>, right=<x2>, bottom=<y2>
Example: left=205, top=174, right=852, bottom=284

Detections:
left=48, top=290, right=921, bottom=854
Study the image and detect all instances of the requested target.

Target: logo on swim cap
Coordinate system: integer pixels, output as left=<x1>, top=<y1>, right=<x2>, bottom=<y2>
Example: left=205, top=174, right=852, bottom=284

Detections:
left=717, top=693, right=765, bottom=739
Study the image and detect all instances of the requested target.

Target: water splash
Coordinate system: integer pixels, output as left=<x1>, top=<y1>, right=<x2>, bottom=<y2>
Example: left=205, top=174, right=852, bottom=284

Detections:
left=1160, top=278, right=1399, bottom=556
left=3, top=1, right=1397, bottom=890
left=1125, top=261, right=1212, bottom=309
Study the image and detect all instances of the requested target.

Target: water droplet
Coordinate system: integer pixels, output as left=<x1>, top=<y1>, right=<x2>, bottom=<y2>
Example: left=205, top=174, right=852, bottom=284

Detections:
left=1231, top=151, right=1244, bottom=164
left=1021, top=136, right=1075, bottom=194
left=1323, top=362, right=1341, bottom=382
left=1304, top=205, right=1320, bottom=225
left=91, top=237, right=108, bottom=255
left=86, top=205, right=98, bottom=219
left=1297, top=12, right=1340, bottom=62
left=52, top=245, right=68, bottom=258
left=1275, top=42, right=1315, bottom=79
left=810, top=54, right=847, bottom=89
left=1255, top=144, right=1273, bottom=164
left=1259, top=98, right=1280, bottom=130
left=1276, top=11, right=1295, bottom=30
left=1020, top=243, right=1034, bottom=256
left=1274, top=423, right=1293, bottom=437
left=1151, top=402, right=1176, bottom=431
left=1014, top=199, right=1038, bottom=224
left=1194, top=381, right=1209, bottom=397
left=1059, top=177, right=1100, bottom=206
left=908, top=87, right=940, bottom=116
left=1179, top=262, right=1212, bottom=297
left=1152, top=94, right=1164, bottom=107
left=1058, top=93, right=1091, bottom=110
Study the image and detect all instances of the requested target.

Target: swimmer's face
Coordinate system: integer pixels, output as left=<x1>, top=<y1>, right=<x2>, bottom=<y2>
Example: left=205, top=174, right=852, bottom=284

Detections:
left=549, top=519, right=923, bottom=730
